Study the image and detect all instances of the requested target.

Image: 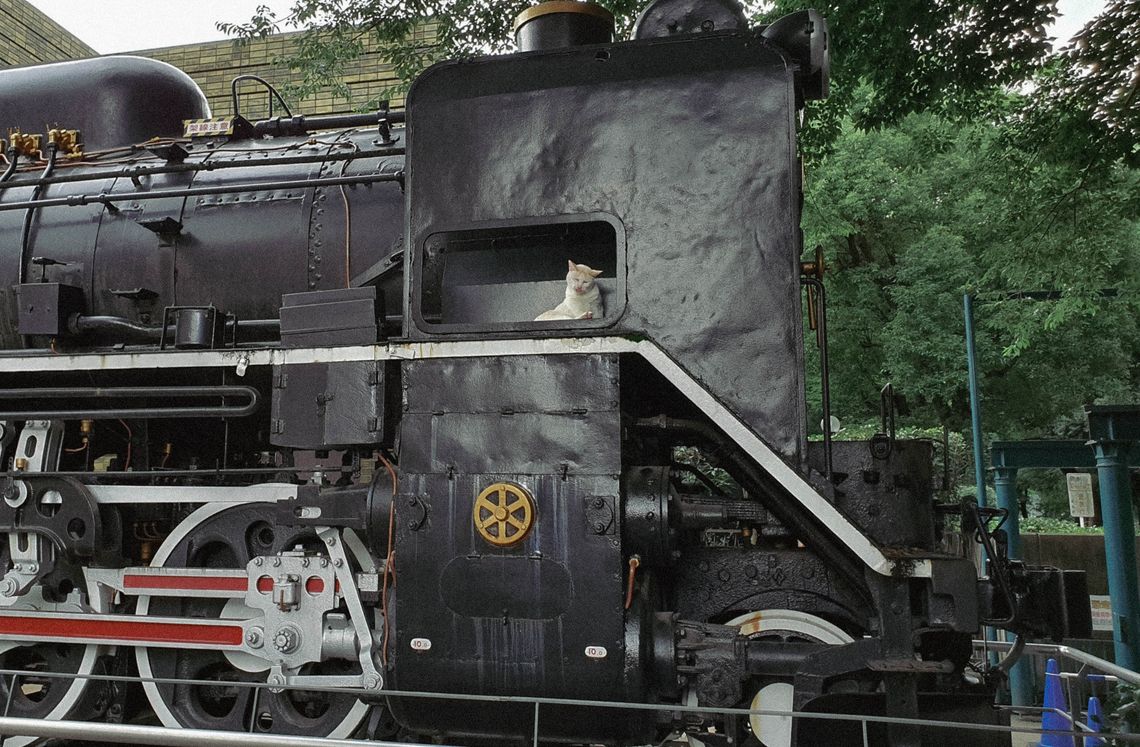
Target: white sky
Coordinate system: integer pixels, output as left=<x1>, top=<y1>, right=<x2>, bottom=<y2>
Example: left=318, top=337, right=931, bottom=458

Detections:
left=26, top=0, right=1106, bottom=55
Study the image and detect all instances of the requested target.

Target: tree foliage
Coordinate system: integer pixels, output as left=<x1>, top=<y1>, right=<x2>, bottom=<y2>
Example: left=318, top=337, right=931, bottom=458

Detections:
left=1018, top=0, right=1140, bottom=168
left=803, top=113, right=1139, bottom=435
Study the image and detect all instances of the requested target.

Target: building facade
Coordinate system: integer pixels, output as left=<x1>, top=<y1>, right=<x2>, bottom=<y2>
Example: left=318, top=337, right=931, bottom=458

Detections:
left=3, top=0, right=417, bottom=118
left=133, top=32, right=413, bottom=119
left=0, top=0, right=96, bottom=66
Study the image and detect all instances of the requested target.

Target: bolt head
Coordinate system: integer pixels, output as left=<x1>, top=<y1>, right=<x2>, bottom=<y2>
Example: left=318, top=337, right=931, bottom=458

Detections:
left=319, top=558, right=329, bottom=568
left=273, top=557, right=282, bottom=567
left=254, top=557, right=263, bottom=567
left=272, top=627, right=299, bottom=654
left=333, top=558, right=344, bottom=568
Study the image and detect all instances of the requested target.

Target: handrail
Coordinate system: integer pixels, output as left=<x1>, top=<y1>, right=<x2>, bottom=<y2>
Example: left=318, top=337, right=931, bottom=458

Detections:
left=977, top=638, right=1140, bottom=687
left=0, top=662, right=1132, bottom=746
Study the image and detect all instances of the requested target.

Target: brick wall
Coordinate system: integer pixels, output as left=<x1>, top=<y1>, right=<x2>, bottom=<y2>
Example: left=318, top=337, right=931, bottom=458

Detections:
left=133, top=27, right=434, bottom=118
left=0, top=0, right=426, bottom=118
left=0, top=0, right=96, bottom=66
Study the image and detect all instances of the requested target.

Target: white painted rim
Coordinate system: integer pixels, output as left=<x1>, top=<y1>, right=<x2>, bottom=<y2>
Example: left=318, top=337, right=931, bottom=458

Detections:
left=725, top=609, right=853, bottom=645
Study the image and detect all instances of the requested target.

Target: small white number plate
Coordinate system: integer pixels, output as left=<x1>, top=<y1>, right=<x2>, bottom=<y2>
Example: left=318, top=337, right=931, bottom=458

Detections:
left=584, top=645, right=607, bottom=659
left=410, top=637, right=432, bottom=651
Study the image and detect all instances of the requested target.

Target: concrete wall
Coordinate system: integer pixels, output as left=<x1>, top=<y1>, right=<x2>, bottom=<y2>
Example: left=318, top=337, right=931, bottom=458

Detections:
left=1020, top=533, right=1138, bottom=596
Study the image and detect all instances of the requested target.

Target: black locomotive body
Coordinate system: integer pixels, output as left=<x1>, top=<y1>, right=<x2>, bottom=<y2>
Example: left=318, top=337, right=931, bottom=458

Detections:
left=0, top=2, right=1088, bottom=746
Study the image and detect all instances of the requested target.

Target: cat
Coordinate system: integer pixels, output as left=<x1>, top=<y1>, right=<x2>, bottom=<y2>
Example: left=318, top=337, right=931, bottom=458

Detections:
left=534, top=260, right=603, bottom=321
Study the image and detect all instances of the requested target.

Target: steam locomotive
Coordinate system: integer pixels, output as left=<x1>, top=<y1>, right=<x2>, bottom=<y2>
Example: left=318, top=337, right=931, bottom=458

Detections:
left=0, top=0, right=1088, bottom=744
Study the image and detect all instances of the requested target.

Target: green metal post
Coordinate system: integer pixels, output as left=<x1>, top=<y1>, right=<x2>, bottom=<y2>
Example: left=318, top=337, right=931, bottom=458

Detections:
left=963, top=294, right=1001, bottom=665
left=963, top=294, right=986, bottom=507
left=1092, top=440, right=1140, bottom=671
left=993, top=466, right=1031, bottom=705
left=993, top=467, right=1021, bottom=559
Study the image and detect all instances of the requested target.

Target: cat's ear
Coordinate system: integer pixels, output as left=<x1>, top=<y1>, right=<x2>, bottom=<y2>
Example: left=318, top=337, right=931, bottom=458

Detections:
left=588, top=267, right=602, bottom=277
left=567, top=259, right=577, bottom=272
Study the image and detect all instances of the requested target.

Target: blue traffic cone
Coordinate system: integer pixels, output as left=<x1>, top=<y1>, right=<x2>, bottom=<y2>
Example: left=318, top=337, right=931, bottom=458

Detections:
left=1084, top=696, right=1105, bottom=747
left=1039, top=658, right=1071, bottom=747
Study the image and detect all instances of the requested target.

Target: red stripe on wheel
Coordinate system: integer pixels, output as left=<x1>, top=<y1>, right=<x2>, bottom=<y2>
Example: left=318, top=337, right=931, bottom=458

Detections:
left=0, top=615, right=244, bottom=646
left=123, top=574, right=248, bottom=592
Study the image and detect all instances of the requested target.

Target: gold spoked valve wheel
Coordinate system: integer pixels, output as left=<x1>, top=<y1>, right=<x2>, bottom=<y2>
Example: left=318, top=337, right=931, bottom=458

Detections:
left=473, top=482, right=535, bottom=547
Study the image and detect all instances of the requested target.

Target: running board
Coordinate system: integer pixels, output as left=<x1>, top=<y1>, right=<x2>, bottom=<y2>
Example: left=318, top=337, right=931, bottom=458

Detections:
left=0, top=336, right=927, bottom=577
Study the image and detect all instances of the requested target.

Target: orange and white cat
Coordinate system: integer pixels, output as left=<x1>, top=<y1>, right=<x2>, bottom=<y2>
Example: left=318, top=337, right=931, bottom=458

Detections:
left=535, top=260, right=603, bottom=321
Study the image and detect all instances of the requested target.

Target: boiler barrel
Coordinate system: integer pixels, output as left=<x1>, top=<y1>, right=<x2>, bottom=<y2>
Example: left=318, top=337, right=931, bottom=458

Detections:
left=0, top=131, right=405, bottom=347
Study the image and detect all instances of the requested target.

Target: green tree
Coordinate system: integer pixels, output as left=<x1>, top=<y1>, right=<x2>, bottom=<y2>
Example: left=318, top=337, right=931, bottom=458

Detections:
left=803, top=113, right=1140, bottom=435
left=1015, top=0, right=1140, bottom=168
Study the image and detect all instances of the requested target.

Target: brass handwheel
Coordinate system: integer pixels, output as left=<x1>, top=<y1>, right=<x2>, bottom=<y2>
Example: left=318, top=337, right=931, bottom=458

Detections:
left=473, top=483, right=535, bottom=547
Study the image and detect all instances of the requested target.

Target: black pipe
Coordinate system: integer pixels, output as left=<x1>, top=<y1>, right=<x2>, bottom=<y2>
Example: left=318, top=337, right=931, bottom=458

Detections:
left=801, top=276, right=833, bottom=480
left=0, top=146, right=405, bottom=191
left=0, top=172, right=403, bottom=213
left=70, top=315, right=160, bottom=342
left=70, top=314, right=280, bottom=344
left=0, top=148, right=19, bottom=184
left=636, top=415, right=870, bottom=600
left=0, top=385, right=260, bottom=420
left=18, top=143, right=57, bottom=284
left=254, top=111, right=407, bottom=139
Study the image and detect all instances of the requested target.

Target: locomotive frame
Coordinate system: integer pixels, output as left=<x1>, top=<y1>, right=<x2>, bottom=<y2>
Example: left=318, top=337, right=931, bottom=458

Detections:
left=0, top=0, right=1089, bottom=745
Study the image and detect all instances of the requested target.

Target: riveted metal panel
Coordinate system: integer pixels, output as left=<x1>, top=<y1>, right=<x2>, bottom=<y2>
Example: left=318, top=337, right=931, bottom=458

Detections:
left=405, top=31, right=806, bottom=461
left=269, top=360, right=386, bottom=448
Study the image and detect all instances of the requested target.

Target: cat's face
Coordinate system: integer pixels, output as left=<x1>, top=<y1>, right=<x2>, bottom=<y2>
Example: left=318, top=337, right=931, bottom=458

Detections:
left=566, top=260, right=602, bottom=294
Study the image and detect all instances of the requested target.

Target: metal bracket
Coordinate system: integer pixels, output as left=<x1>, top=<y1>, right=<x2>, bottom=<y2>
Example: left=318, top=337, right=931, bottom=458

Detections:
left=318, top=526, right=384, bottom=691
left=0, top=421, right=63, bottom=605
